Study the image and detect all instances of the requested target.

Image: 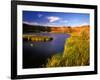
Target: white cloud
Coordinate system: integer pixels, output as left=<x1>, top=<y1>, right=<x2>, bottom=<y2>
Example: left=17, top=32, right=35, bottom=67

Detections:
left=60, top=20, right=68, bottom=23
left=80, top=23, right=89, bottom=26
left=38, top=14, right=42, bottom=18
left=71, top=22, right=89, bottom=27
left=47, top=16, right=60, bottom=23
left=23, top=21, right=39, bottom=25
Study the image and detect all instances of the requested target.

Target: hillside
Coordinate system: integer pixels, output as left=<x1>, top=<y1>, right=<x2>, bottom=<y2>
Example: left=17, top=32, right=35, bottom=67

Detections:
left=23, top=23, right=90, bottom=34
left=45, top=25, right=90, bottom=67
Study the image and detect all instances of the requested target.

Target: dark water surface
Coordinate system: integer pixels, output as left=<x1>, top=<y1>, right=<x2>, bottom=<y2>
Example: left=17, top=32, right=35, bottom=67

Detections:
left=23, top=33, right=70, bottom=68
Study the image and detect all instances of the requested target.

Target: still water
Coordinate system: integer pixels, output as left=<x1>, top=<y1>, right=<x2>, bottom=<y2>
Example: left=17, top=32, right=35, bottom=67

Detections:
left=23, top=33, right=70, bottom=68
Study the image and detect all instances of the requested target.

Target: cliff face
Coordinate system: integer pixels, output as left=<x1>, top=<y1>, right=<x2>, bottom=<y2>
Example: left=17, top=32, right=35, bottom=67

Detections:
left=50, top=26, right=71, bottom=33
left=23, top=23, right=51, bottom=33
left=45, top=25, right=90, bottom=33
left=23, top=23, right=72, bottom=33
left=23, top=23, right=90, bottom=34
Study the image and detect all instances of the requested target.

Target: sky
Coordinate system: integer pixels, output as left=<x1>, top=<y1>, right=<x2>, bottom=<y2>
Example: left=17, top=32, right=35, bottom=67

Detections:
left=23, top=11, right=90, bottom=27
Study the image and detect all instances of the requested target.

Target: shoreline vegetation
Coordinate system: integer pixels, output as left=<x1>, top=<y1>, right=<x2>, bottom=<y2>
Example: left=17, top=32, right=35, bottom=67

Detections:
left=23, top=35, right=53, bottom=42
left=45, top=25, right=90, bottom=67
left=23, top=23, right=90, bottom=67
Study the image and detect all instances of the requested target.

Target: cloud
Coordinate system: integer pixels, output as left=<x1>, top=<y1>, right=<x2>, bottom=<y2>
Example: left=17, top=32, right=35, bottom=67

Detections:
left=47, top=16, right=60, bottom=23
left=80, top=23, right=89, bottom=26
left=38, top=14, right=42, bottom=18
left=23, top=21, right=39, bottom=25
left=60, top=20, right=68, bottom=23
left=70, top=22, right=89, bottom=27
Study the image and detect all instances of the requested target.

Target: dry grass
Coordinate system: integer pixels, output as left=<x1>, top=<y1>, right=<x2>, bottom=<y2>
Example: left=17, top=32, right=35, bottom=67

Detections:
left=45, top=25, right=90, bottom=67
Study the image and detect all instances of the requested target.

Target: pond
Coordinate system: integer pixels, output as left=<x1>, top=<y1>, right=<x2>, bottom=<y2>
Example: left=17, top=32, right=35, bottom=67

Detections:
left=23, top=33, right=70, bottom=68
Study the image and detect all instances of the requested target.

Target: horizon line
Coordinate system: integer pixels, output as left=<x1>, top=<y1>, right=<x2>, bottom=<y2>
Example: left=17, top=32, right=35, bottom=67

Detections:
left=23, top=22, right=90, bottom=28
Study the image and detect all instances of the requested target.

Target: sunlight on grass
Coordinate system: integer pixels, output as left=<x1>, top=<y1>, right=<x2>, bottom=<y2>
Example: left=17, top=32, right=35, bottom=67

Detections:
left=45, top=28, right=90, bottom=67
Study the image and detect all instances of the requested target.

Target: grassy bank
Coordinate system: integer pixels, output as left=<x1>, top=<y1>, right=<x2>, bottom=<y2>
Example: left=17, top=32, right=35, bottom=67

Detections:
left=45, top=26, right=90, bottom=67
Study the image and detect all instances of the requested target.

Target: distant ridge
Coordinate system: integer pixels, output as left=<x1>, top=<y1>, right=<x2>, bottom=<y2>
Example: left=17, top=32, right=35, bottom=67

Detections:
left=23, top=23, right=90, bottom=33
